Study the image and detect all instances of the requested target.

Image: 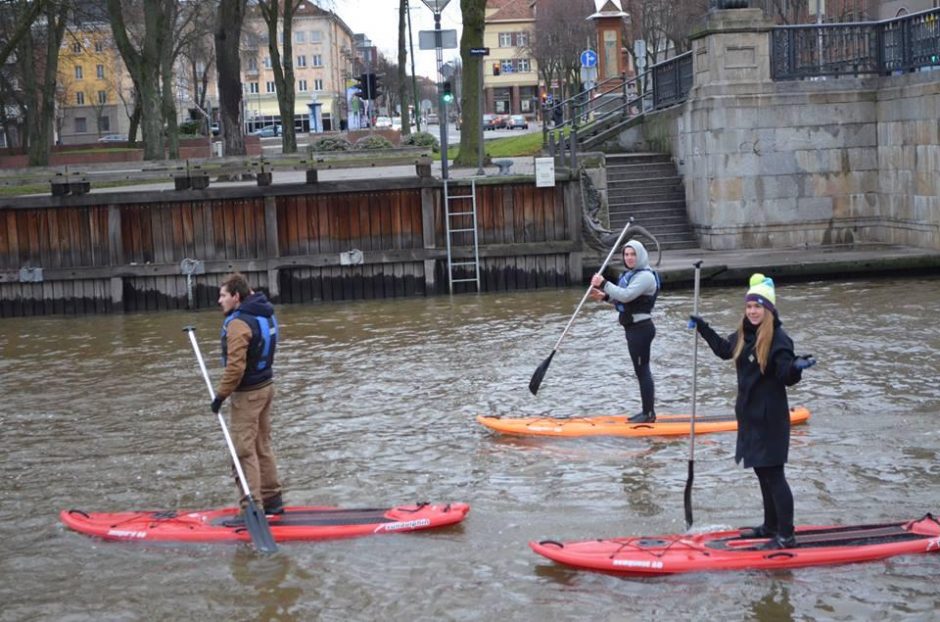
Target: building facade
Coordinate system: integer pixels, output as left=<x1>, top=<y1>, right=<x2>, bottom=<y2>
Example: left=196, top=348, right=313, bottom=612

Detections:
left=483, top=0, right=539, bottom=117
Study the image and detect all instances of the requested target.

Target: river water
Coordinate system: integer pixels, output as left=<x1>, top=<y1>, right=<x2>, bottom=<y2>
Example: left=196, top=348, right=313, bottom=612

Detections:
left=1, top=277, right=938, bottom=621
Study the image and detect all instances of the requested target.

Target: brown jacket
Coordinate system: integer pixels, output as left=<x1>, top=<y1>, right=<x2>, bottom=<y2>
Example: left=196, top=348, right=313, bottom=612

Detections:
left=216, top=318, right=259, bottom=399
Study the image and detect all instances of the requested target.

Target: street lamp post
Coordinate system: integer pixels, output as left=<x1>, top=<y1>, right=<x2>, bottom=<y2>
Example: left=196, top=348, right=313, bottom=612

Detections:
left=420, top=0, right=451, bottom=179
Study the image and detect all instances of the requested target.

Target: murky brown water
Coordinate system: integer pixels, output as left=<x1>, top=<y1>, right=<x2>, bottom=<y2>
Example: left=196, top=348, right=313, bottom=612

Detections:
left=1, top=277, right=938, bottom=621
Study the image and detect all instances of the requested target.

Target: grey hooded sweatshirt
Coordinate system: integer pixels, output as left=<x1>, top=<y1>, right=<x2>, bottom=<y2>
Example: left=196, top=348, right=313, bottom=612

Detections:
left=600, top=239, right=658, bottom=324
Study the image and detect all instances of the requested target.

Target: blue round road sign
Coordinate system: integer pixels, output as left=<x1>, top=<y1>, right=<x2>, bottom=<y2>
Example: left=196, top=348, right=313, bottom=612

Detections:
left=580, top=49, right=597, bottom=68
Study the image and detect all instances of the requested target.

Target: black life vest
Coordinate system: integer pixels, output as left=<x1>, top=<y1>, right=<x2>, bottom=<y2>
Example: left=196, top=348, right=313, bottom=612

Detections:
left=615, top=268, right=661, bottom=326
left=221, top=310, right=278, bottom=389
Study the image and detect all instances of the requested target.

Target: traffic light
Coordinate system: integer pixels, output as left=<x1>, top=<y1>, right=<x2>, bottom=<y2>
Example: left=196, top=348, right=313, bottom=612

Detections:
left=353, top=73, right=367, bottom=98
left=492, top=63, right=500, bottom=76
left=540, top=90, right=547, bottom=105
left=366, top=73, right=382, bottom=100
left=442, top=80, right=454, bottom=104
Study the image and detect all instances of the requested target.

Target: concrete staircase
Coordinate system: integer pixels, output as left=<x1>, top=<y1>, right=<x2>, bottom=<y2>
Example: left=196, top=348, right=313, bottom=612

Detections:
left=606, top=153, right=697, bottom=250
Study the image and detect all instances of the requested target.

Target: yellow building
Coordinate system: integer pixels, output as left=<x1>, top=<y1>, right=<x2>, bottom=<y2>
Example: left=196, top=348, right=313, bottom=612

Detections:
left=57, top=29, right=133, bottom=144
left=483, top=0, right=539, bottom=117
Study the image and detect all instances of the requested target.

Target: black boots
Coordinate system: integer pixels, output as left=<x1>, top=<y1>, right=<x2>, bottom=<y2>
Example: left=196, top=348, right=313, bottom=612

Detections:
left=263, top=494, right=285, bottom=515
left=758, top=534, right=797, bottom=550
left=628, top=411, right=656, bottom=423
left=741, top=524, right=776, bottom=539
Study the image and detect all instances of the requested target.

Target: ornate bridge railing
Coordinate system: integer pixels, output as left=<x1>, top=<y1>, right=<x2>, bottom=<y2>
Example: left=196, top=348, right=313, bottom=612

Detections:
left=771, top=8, right=940, bottom=80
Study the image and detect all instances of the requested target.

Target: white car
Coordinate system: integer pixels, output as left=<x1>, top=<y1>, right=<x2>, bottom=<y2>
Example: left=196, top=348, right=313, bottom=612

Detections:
left=391, top=116, right=402, bottom=131
left=374, top=116, right=392, bottom=129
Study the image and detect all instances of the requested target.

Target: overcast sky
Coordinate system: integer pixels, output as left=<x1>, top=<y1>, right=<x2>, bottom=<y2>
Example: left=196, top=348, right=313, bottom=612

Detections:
left=335, top=0, right=464, bottom=79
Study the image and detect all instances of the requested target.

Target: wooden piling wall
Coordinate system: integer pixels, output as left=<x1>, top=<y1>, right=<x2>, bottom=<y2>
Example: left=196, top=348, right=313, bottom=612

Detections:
left=0, top=175, right=583, bottom=317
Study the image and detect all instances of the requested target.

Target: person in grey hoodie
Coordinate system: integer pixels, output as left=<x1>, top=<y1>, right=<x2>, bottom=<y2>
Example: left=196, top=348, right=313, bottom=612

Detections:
left=589, top=240, right=660, bottom=422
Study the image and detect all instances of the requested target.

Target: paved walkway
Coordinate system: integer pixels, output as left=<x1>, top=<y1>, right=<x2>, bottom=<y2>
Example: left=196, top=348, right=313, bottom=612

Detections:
left=587, top=243, right=940, bottom=288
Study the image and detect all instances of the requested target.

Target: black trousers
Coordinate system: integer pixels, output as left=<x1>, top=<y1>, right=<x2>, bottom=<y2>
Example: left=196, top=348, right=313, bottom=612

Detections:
left=623, top=319, right=656, bottom=415
left=754, top=464, right=794, bottom=538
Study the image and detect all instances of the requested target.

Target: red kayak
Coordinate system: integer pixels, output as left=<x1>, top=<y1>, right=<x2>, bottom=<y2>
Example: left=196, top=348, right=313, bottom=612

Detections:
left=530, top=514, right=940, bottom=575
left=61, top=502, right=469, bottom=544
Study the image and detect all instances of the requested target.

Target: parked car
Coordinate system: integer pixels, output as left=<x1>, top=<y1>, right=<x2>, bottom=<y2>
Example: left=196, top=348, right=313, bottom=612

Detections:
left=483, top=114, right=506, bottom=130
left=426, top=113, right=439, bottom=125
left=374, top=115, right=393, bottom=129
left=391, top=116, right=402, bottom=131
left=97, top=134, right=128, bottom=143
left=507, top=115, right=529, bottom=130
left=251, top=124, right=281, bottom=137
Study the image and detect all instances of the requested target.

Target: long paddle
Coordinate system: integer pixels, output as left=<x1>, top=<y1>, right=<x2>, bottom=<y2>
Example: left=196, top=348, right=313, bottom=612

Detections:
left=684, top=260, right=703, bottom=529
left=528, top=218, right=634, bottom=395
left=184, top=326, right=278, bottom=554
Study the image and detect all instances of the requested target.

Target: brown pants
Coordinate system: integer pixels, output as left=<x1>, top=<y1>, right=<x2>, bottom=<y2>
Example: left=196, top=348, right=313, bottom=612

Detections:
left=229, top=383, right=281, bottom=506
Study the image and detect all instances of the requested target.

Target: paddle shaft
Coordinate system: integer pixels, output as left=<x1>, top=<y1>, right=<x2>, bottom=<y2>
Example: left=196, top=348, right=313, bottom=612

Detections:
left=684, top=260, right=703, bottom=529
left=549, top=219, right=634, bottom=352
left=184, top=327, right=256, bottom=502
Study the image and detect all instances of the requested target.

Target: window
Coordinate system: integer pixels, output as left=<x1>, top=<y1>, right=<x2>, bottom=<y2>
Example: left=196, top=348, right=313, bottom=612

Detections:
left=96, top=64, right=105, bottom=79
left=72, top=42, right=82, bottom=53
left=310, top=30, right=322, bottom=43
left=264, top=56, right=272, bottom=68
left=249, top=82, right=259, bottom=94
left=499, top=32, right=512, bottom=47
left=94, top=41, right=104, bottom=52
left=297, top=55, right=306, bottom=67
left=314, top=78, right=323, bottom=91
left=247, top=57, right=258, bottom=72
left=266, top=81, right=276, bottom=93
left=98, top=90, right=107, bottom=104
left=312, top=54, right=322, bottom=67
left=75, top=117, right=87, bottom=133
left=298, top=79, right=308, bottom=92
left=516, top=32, right=529, bottom=47
left=517, top=58, right=530, bottom=73
left=98, top=115, right=110, bottom=131
left=75, top=65, right=84, bottom=80
left=501, top=59, right=514, bottom=74
left=295, top=31, right=306, bottom=43
left=76, top=92, right=85, bottom=105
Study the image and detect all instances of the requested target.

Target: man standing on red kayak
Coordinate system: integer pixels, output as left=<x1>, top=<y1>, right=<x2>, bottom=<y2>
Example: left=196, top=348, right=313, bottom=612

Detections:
left=689, top=274, right=816, bottom=549
left=213, top=272, right=284, bottom=517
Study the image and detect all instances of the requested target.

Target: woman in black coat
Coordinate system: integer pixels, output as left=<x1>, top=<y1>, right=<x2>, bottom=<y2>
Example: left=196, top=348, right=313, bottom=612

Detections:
left=690, top=274, right=815, bottom=549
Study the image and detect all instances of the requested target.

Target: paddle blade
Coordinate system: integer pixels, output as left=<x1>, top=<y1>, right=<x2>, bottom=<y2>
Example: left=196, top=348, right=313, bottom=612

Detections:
left=243, top=498, right=278, bottom=554
left=529, top=350, right=556, bottom=395
left=683, top=459, right=695, bottom=530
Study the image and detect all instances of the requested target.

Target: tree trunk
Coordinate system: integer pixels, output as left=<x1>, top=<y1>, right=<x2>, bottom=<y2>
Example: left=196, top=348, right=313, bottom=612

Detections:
left=26, top=1, right=67, bottom=166
left=215, top=0, right=247, bottom=156
left=398, top=0, right=411, bottom=135
left=161, top=0, right=180, bottom=159
left=260, top=0, right=299, bottom=153
left=455, top=0, right=486, bottom=167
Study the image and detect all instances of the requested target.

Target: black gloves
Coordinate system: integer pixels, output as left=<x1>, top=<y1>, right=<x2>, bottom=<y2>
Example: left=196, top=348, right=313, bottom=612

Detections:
left=211, top=396, right=225, bottom=414
left=688, top=314, right=707, bottom=331
left=792, top=355, right=817, bottom=370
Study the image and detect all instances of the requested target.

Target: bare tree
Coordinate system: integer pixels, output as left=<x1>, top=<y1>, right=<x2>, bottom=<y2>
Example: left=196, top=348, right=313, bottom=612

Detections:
left=453, top=0, right=485, bottom=167
left=0, top=0, right=47, bottom=68
left=215, top=0, right=247, bottom=156
left=108, top=0, right=175, bottom=160
left=528, top=0, right=594, bottom=104
left=16, top=0, right=68, bottom=165
left=256, top=0, right=302, bottom=153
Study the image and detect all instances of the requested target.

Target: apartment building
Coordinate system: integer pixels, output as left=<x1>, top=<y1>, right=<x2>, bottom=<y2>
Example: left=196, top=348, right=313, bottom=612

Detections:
left=57, top=29, right=133, bottom=145
left=483, top=0, right=539, bottom=116
left=240, top=1, right=358, bottom=131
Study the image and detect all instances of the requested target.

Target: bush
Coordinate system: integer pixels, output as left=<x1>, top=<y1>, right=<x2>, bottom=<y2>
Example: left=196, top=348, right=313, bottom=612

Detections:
left=354, top=135, right=394, bottom=150
left=310, top=136, right=351, bottom=152
left=401, top=131, right=440, bottom=153
left=178, top=120, right=203, bottom=135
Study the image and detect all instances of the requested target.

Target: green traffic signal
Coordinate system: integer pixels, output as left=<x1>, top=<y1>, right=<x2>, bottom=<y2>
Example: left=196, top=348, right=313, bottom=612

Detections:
left=442, top=80, right=454, bottom=104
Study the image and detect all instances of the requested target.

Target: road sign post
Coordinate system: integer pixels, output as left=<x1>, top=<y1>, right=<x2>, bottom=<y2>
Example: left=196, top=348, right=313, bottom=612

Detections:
left=469, top=47, right=489, bottom=176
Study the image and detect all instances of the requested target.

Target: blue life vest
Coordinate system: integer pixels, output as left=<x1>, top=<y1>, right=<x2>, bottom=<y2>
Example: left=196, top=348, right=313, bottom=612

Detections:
left=221, top=310, right=278, bottom=389
left=615, top=268, right=661, bottom=325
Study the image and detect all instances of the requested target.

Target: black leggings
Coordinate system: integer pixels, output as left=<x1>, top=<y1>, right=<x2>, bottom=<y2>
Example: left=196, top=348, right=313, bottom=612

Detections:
left=754, top=464, right=794, bottom=538
left=623, top=320, right=656, bottom=415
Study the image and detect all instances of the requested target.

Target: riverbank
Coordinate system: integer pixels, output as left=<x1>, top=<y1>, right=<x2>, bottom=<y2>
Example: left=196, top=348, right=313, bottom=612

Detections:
left=587, top=242, right=940, bottom=288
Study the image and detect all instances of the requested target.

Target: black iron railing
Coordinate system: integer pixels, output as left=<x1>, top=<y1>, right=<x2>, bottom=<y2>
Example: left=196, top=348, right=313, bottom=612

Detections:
left=771, top=8, right=940, bottom=80
left=652, top=51, right=693, bottom=109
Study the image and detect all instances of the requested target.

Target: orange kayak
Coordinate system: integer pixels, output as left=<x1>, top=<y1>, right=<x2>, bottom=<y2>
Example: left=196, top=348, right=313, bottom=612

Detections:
left=477, top=406, right=810, bottom=438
